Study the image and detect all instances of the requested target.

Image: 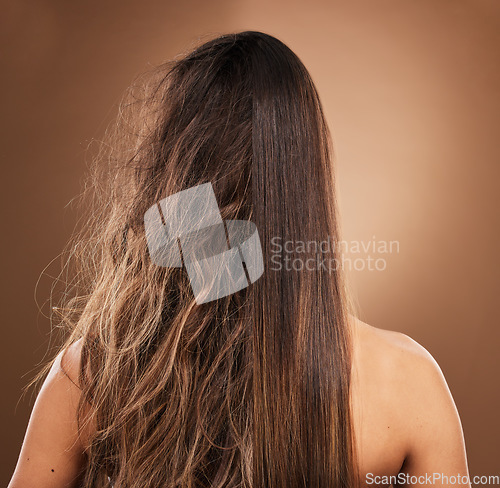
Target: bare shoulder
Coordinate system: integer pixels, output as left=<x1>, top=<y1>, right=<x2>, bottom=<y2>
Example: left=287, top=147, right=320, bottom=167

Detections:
left=351, top=316, right=443, bottom=381
left=350, top=316, right=468, bottom=478
left=8, top=339, right=88, bottom=488
left=59, top=338, right=84, bottom=388
left=351, top=316, right=455, bottom=415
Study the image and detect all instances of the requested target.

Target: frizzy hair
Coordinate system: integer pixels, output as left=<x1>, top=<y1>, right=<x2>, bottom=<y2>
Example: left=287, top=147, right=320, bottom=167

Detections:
left=41, top=31, right=358, bottom=487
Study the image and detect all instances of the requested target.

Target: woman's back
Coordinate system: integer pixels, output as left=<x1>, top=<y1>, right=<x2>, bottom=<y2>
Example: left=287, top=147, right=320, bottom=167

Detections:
left=8, top=317, right=470, bottom=486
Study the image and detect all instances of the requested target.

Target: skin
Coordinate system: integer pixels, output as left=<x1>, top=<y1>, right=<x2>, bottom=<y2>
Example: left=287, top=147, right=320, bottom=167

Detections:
left=8, top=317, right=470, bottom=487
left=350, top=318, right=470, bottom=486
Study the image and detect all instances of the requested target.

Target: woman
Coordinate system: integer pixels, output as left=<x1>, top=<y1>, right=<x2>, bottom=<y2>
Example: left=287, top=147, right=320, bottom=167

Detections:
left=8, top=31, right=470, bottom=487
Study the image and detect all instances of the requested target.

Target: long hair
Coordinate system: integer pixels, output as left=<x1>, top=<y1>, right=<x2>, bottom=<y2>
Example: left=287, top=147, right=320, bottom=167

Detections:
left=45, top=31, right=357, bottom=487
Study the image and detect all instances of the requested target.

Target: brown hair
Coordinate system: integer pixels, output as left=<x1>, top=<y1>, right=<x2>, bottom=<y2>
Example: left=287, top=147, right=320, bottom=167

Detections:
left=45, top=31, right=357, bottom=487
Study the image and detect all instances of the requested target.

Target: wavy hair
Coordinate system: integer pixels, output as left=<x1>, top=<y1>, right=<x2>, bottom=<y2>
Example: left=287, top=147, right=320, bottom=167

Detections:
left=43, top=31, right=357, bottom=487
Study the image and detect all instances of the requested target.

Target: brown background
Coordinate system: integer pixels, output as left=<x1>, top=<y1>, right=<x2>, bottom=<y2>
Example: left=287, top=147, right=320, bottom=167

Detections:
left=1, top=0, right=499, bottom=483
